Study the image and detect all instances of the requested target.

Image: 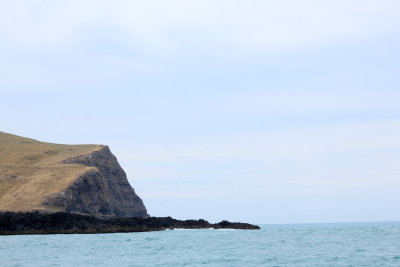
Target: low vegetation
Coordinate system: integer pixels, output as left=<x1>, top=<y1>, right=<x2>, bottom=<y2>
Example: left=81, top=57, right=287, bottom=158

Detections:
left=0, top=131, right=102, bottom=212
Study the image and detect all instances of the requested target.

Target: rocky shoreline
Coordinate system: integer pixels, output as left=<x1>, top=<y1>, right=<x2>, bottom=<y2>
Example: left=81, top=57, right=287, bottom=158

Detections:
left=0, top=211, right=260, bottom=235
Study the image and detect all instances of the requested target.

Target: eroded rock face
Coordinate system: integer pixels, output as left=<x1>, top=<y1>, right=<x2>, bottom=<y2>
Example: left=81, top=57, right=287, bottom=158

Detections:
left=44, top=146, right=148, bottom=218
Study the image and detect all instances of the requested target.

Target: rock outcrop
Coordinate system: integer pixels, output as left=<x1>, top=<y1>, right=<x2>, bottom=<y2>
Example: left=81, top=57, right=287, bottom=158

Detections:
left=44, top=146, right=148, bottom=218
left=0, top=211, right=260, bottom=235
left=0, top=131, right=260, bottom=235
left=0, top=131, right=148, bottom=218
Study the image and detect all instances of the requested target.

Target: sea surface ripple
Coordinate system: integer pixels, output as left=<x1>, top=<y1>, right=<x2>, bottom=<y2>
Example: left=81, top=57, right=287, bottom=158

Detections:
left=1, top=222, right=400, bottom=266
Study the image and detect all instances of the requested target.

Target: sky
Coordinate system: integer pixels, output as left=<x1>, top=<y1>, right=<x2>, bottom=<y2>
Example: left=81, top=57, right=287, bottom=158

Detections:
left=1, top=0, right=400, bottom=224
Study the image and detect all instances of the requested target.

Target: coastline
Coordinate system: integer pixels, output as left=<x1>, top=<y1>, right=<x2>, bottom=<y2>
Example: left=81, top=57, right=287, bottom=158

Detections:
left=0, top=211, right=260, bottom=235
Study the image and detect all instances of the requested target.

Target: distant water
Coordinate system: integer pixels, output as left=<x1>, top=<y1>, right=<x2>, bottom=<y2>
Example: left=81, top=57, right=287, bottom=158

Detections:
left=1, top=222, right=400, bottom=266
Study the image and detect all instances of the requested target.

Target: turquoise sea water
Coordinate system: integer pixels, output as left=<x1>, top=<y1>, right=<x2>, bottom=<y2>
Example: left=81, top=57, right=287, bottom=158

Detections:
left=1, top=222, right=400, bottom=266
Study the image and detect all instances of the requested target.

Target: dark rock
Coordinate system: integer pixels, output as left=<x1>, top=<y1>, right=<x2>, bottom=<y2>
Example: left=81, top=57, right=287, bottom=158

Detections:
left=0, top=211, right=260, bottom=235
left=44, top=146, right=148, bottom=218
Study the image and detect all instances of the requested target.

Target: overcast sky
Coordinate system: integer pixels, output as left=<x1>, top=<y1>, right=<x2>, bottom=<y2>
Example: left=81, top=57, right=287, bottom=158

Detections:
left=1, top=0, right=400, bottom=223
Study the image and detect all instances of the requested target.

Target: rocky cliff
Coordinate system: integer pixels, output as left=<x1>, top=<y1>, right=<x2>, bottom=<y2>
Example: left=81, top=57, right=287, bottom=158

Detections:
left=0, top=131, right=148, bottom=218
left=44, top=146, right=148, bottom=218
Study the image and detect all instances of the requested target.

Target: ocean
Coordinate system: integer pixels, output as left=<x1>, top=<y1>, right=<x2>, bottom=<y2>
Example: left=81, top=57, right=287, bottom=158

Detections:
left=1, top=222, right=400, bottom=266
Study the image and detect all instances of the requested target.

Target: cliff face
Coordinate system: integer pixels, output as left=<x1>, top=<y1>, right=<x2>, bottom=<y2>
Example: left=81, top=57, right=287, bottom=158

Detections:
left=45, top=146, right=148, bottom=218
left=0, top=131, right=148, bottom=218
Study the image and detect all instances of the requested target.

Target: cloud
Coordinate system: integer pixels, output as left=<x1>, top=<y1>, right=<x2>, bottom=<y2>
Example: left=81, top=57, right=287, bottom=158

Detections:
left=1, top=0, right=400, bottom=222
left=1, top=0, right=399, bottom=50
left=115, top=119, right=400, bottom=181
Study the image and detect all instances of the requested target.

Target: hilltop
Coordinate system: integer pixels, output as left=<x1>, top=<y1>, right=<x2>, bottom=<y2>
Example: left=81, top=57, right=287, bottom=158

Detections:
left=0, top=131, right=148, bottom=218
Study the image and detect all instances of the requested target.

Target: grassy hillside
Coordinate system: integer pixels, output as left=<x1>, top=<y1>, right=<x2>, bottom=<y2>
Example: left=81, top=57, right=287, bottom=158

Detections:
left=0, top=131, right=103, bottom=212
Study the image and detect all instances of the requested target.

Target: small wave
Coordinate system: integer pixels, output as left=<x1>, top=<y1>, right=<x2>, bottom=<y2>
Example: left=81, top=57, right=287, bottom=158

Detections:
left=171, top=228, right=200, bottom=231
left=144, top=237, right=158, bottom=241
